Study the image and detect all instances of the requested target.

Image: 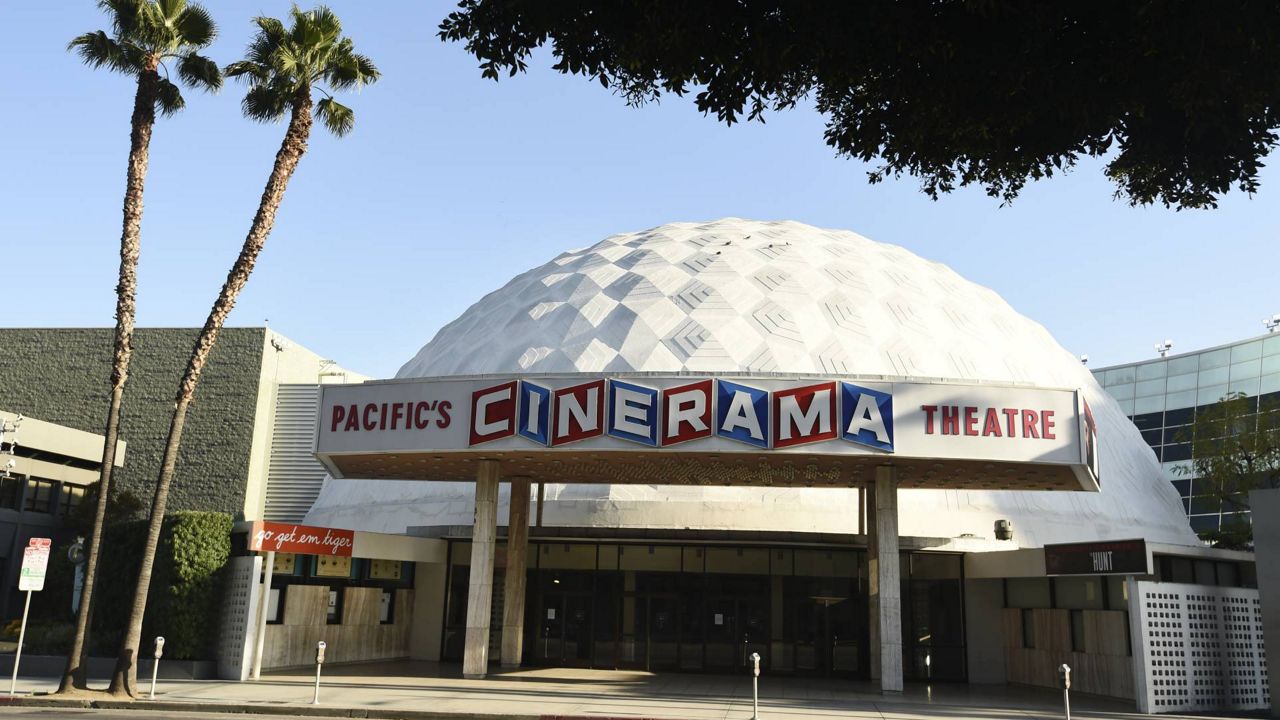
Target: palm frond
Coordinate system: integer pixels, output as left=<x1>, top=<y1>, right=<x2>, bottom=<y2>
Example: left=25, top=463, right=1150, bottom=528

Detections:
left=68, top=30, right=138, bottom=74
left=177, top=51, right=221, bottom=92
left=175, top=2, right=216, bottom=48
left=315, top=96, right=354, bottom=137
left=225, top=60, right=269, bottom=84
left=155, top=76, right=186, bottom=116
left=233, top=6, right=376, bottom=135
left=242, top=82, right=290, bottom=123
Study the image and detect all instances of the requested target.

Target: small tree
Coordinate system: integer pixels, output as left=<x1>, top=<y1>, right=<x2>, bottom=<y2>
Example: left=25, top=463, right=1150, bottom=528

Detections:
left=1176, top=392, right=1280, bottom=549
left=107, top=5, right=378, bottom=697
left=62, top=0, right=219, bottom=694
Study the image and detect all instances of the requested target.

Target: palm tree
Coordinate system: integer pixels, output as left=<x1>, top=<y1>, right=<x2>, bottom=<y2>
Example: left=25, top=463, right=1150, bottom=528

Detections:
left=60, top=0, right=220, bottom=695
left=107, top=5, right=378, bottom=696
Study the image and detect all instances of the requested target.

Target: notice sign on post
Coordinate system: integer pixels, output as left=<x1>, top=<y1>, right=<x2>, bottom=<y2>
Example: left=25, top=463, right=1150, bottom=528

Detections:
left=19, top=537, right=50, bottom=592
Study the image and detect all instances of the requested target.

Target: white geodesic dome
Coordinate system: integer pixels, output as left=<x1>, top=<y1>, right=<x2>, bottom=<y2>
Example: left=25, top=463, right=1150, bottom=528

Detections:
left=307, top=219, right=1197, bottom=548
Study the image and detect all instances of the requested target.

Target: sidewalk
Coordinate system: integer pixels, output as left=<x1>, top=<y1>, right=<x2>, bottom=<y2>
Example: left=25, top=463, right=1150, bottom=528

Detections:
left=0, top=661, right=1219, bottom=720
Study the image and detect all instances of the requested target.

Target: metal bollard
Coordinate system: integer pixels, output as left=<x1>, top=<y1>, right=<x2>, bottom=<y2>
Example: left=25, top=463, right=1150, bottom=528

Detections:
left=312, top=641, right=327, bottom=704
left=750, top=652, right=761, bottom=720
left=1058, top=663, right=1072, bottom=720
left=149, top=636, right=165, bottom=700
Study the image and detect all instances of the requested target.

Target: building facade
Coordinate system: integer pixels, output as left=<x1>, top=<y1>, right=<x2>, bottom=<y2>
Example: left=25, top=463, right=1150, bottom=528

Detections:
left=270, top=219, right=1267, bottom=712
left=1093, top=332, right=1280, bottom=532
left=0, top=327, right=365, bottom=524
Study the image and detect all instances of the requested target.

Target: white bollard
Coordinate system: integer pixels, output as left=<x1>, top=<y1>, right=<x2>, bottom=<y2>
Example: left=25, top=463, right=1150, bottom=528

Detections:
left=1058, top=663, right=1072, bottom=720
left=750, top=652, right=761, bottom=720
left=149, top=636, right=165, bottom=700
left=312, top=641, right=327, bottom=704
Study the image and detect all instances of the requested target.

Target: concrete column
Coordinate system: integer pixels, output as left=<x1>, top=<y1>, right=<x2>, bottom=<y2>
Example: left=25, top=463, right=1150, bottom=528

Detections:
left=250, top=551, right=274, bottom=680
left=463, top=460, right=500, bottom=679
left=873, top=465, right=903, bottom=693
left=501, top=477, right=531, bottom=669
left=866, top=481, right=879, bottom=681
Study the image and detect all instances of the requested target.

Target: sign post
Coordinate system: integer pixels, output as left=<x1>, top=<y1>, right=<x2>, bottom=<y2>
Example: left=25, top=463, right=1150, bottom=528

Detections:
left=10, top=538, right=50, bottom=696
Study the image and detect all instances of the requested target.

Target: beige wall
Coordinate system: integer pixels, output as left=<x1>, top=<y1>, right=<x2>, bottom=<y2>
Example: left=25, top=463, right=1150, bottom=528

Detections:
left=409, top=562, right=447, bottom=661
left=242, top=330, right=368, bottom=522
left=1001, top=607, right=1133, bottom=699
left=260, top=584, right=412, bottom=669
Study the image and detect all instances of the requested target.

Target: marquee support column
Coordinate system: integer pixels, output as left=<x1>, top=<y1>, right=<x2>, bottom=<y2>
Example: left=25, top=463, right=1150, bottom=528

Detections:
left=463, top=460, right=500, bottom=679
left=501, top=477, right=531, bottom=669
left=866, top=480, right=879, bottom=682
left=873, top=465, right=903, bottom=693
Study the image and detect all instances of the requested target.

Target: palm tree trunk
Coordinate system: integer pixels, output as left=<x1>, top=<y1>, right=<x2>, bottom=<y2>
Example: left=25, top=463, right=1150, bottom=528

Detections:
left=108, top=89, right=313, bottom=698
left=58, top=61, right=159, bottom=695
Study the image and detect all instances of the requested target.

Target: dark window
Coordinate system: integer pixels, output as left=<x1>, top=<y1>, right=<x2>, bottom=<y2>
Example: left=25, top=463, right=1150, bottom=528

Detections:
left=1164, top=407, right=1195, bottom=426
left=1216, top=562, right=1239, bottom=588
left=23, top=479, right=55, bottom=513
left=1162, top=443, right=1193, bottom=462
left=1170, top=479, right=1191, bottom=496
left=59, top=485, right=85, bottom=518
left=1193, top=560, right=1216, bottom=585
left=0, top=477, right=20, bottom=510
left=1069, top=609, right=1086, bottom=652
left=1189, top=514, right=1221, bottom=533
left=1189, top=496, right=1220, bottom=515
left=1021, top=609, right=1036, bottom=649
left=1157, top=556, right=1196, bottom=583
left=1181, top=497, right=1190, bottom=513
left=1163, top=427, right=1190, bottom=445
left=1141, top=429, right=1163, bottom=447
left=1132, top=412, right=1164, bottom=431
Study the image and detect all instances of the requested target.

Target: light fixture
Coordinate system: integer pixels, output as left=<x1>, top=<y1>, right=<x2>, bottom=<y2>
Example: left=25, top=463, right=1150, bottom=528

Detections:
left=1154, top=340, right=1174, bottom=357
left=1079, top=354, right=1089, bottom=365
left=1265, top=314, right=1280, bottom=333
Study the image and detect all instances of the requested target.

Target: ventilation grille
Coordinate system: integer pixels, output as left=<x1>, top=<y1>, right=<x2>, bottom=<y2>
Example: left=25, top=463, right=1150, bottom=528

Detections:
left=264, top=384, right=325, bottom=522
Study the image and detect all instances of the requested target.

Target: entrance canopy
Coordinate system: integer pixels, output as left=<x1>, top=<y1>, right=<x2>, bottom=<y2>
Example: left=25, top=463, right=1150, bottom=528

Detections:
left=315, top=373, right=1100, bottom=492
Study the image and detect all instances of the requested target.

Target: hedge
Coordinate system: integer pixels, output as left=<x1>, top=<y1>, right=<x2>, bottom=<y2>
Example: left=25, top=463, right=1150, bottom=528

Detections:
left=32, top=511, right=233, bottom=659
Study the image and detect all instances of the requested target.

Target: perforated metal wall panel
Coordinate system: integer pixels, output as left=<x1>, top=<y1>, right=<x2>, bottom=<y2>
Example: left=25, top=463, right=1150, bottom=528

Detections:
left=1131, top=580, right=1267, bottom=713
left=216, top=555, right=261, bottom=681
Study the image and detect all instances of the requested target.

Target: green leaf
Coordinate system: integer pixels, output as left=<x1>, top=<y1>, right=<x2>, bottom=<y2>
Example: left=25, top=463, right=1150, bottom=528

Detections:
left=177, top=51, right=221, bottom=92
left=315, top=96, right=354, bottom=137
left=155, top=76, right=186, bottom=116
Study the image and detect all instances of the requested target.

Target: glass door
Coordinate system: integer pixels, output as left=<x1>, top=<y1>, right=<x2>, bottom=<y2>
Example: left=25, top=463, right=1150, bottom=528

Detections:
left=536, top=592, right=594, bottom=666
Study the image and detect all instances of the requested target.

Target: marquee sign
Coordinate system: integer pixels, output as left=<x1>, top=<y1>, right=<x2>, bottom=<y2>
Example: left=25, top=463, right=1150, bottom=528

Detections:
left=1045, top=539, right=1149, bottom=576
left=315, top=374, right=1100, bottom=490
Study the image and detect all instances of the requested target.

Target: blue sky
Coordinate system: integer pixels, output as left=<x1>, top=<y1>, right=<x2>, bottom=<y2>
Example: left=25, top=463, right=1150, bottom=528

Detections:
left=2, top=1, right=1276, bottom=378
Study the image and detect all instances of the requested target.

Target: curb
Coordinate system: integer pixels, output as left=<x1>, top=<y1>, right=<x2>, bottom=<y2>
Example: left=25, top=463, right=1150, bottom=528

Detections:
left=0, top=695, right=559, bottom=720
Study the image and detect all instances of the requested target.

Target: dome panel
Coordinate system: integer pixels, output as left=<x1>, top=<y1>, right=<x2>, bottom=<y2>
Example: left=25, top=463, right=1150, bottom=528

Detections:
left=312, top=219, right=1198, bottom=548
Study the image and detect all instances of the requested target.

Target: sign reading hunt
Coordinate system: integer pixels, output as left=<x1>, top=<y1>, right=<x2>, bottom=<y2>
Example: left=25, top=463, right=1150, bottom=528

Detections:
left=249, top=521, right=354, bottom=557
left=316, top=373, right=1099, bottom=491
left=1045, top=539, right=1148, bottom=576
left=18, top=537, right=51, bottom=592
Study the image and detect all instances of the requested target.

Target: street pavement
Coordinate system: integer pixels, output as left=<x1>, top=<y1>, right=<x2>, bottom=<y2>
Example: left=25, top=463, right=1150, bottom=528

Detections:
left=0, top=661, right=1252, bottom=720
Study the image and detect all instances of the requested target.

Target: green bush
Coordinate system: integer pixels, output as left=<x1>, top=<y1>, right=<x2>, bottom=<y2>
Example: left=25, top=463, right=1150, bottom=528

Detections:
left=30, top=511, right=233, bottom=660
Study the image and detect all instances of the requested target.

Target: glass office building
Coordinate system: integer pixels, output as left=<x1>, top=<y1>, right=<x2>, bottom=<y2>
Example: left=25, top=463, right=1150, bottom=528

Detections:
left=1093, top=331, right=1280, bottom=532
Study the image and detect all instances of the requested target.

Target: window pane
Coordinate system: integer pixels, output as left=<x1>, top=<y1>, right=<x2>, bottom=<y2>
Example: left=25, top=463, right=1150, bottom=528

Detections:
left=1198, top=384, right=1229, bottom=405
left=1199, top=366, right=1229, bottom=386
left=1167, top=373, right=1197, bottom=393
left=1231, top=341, right=1263, bottom=363
left=1165, top=390, right=1197, bottom=410
left=1231, top=359, right=1262, bottom=381
left=1106, top=367, right=1137, bottom=385
left=1107, top=383, right=1135, bottom=401
left=1137, top=362, right=1168, bottom=380
left=1136, top=378, right=1166, bottom=398
left=1006, top=578, right=1050, bottom=608
left=1135, top=395, right=1165, bottom=414
left=1055, top=577, right=1103, bottom=609
left=1168, top=356, right=1198, bottom=375
left=1199, top=349, right=1231, bottom=370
